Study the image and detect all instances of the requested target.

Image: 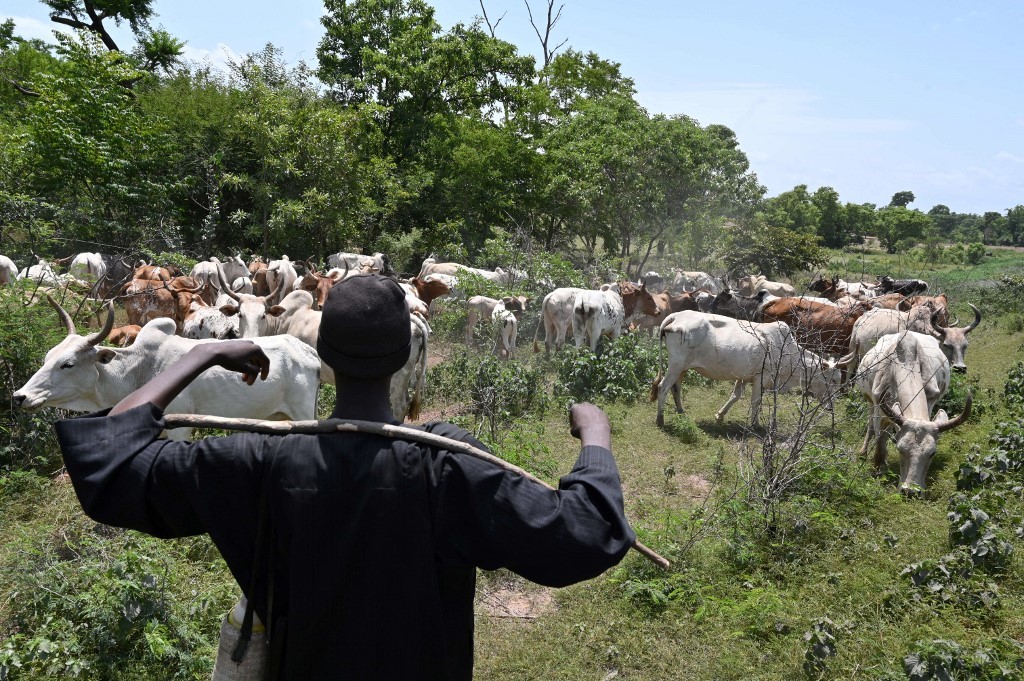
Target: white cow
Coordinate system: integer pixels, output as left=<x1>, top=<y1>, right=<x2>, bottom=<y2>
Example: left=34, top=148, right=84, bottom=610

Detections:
left=491, top=304, right=519, bottom=360
left=191, top=256, right=253, bottom=305
left=465, top=295, right=528, bottom=343
left=736, top=274, right=796, bottom=297
left=0, top=254, right=17, bottom=286
left=856, top=331, right=971, bottom=491
left=13, top=298, right=321, bottom=440
left=67, top=252, right=107, bottom=296
left=671, top=270, right=723, bottom=294
left=848, top=304, right=981, bottom=375
left=182, top=299, right=239, bottom=340
left=651, top=311, right=843, bottom=427
left=218, top=270, right=289, bottom=338
left=328, top=251, right=388, bottom=276
left=533, top=287, right=585, bottom=354
left=17, top=259, right=59, bottom=286
left=573, top=289, right=625, bottom=352
left=265, top=256, right=298, bottom=305
left=389, top=314, right=430, bottom=421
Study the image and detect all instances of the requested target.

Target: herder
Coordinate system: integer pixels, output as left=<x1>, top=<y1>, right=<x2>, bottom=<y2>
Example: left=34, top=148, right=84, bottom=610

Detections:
left=54, top=274, right=635, bottom=679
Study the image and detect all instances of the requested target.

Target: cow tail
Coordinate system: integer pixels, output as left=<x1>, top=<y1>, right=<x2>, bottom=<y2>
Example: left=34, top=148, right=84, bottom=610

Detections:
left=649, top=324, right=666, bottom=402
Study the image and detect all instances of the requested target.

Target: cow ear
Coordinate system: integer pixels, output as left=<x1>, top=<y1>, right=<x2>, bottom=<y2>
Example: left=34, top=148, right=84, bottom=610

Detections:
left=501, top=296, right=513, bottom=305
left=96, top=348, right=116, bottom=364
left=268, top=305, right=286, bottom=317
left=220, top=305, right=239, bottom=316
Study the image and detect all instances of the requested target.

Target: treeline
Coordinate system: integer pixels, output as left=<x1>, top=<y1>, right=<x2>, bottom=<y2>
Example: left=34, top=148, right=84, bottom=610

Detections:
left=0, top=0, right=1021, bottom=279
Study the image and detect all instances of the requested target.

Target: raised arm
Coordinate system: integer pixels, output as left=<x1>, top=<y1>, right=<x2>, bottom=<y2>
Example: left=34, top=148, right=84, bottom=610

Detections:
left=109, top=341, right=270, bottom=415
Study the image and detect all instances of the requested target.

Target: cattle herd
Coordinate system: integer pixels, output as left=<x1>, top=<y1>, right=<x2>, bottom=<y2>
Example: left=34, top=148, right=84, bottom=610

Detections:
left=3, top=250, right=979, bottom=491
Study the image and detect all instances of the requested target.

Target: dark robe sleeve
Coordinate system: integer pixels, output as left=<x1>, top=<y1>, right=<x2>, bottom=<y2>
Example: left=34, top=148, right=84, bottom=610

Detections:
left=54, top=404, right=270, bottom=544
left=426, top=423, right=636, bottom=588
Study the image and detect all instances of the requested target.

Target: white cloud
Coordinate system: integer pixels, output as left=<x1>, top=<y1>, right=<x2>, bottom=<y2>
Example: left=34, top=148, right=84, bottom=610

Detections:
left=997, top=151, right=1024, bottom=164
left=179, top=43, right=243, bottom=74
left=3, top=14, right=70, bottom=42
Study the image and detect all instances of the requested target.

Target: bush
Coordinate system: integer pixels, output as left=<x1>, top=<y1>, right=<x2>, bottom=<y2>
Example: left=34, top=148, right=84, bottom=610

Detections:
left=902, top=638, right=1024, bottom=680
left=965, top=242, right=987, bottom=265
left=0, top=289, right=78, bottom=472
left=554, top=333, right=659, bottom=405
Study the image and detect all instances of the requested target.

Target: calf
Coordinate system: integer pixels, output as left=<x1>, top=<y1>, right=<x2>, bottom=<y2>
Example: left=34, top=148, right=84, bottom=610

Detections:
left=465, top=295, right=528, bottom=342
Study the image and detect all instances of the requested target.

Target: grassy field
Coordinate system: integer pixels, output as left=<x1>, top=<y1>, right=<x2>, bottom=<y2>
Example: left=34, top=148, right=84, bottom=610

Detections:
left=4, top=250, right=1024, bottom=679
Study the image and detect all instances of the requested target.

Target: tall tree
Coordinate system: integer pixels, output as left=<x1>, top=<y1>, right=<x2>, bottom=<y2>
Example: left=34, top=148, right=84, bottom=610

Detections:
left=811, top=186, right=846, bottom=247
left=40, top=0, right=183, bottom=77
left=888, top=190, right=915, bottom=208
left=876, top=206, right=931, bottom=252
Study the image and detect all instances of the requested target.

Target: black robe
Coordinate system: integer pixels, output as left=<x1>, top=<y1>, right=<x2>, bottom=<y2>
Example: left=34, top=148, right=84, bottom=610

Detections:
left=55, top=404, right=635, bottom=680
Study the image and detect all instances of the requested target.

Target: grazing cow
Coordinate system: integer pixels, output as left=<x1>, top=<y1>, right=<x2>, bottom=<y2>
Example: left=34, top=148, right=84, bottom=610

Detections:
left=265, top=256, right=298, bottom=305
left=389, top=314, right=430, bottom=421
left=650, top=311, right=843, bottom=427
left=760, top=297, right=874, bottom=357
left=421, top=272, right=461, bottom=302
left=328, top=251, right=389, bottom=277
left=0, top=254, right=17, bottom=286
left=849, top=304, right=981, bottom=375
left=670, top=270, right=723, bottom=294
left=573, top=289, right=625, bottom=352
left=856, top=331, right=971, bottom=491
left=107, top=324, right=142, bottom=347
left=492, top=306, right=519, bottom=360
left=877, top=276, right=928, bottom=296
left=709, top=289, right=774, bottom=321
left=182, top=298, right=239, bottom=340
left=67, top=253, right=107, bottom=296
left=533, top=288, right=585, bottom=354
left=17, top=259, right=59, bottom=286
left=13, top=298, right=321, bottom=440
left=736, top=274, right=796, bottom=297
left=217, top=271, right=288, bottom=338
left=465, top=295, right=528, bottom=342
left=121, top=277, right=204, bottom=334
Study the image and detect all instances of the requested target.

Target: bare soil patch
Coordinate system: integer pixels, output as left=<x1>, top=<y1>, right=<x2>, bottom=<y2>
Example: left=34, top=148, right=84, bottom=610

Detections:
left=477, top=573, right=555, bottom=620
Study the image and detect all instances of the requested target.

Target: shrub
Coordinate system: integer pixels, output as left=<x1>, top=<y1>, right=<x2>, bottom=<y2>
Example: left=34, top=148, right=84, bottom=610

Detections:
left=965, top=242, right=987, bottom=265
left=0, top=289, right=76, bottom=472
left=554, top=333, right=659, bottom=405
left=902, top=638, right=1024, bottom=680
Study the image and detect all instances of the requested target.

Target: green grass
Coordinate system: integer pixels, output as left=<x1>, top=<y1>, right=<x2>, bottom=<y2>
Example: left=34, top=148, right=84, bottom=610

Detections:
left=5, top=253, right=1024, bottom=679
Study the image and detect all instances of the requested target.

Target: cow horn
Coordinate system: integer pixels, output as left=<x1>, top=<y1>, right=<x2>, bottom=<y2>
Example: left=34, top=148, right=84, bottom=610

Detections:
left=930, top=308, right=947, bottom=339
left=878, top=396, right=906, bottom=427
left=836, top=351, right=856, bottom=368
left=218, top=269, right=240, bottom=301
left=963, top=304, right=981, bottom=334
left=46, top=294, right=76, bottom=335
left=937, top=392, right=973, bottom=433
left=86, top=301, right=115, bottom=347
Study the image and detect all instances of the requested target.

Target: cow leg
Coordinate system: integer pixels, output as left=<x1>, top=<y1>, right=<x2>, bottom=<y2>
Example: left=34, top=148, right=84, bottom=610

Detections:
left=656, top=361, right=685, bottom=428
left=465, top=309, right=479, bottom=343
left=717, top=379, right=747, bottom=423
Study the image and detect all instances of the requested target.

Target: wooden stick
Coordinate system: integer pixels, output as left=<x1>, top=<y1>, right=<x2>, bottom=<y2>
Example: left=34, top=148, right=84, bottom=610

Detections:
left=163, top=413, right=670, bottom=569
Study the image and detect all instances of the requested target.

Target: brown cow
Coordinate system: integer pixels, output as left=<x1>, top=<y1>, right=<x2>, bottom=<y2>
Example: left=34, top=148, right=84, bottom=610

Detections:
left=294, top=269, right=344, bottom=310
left=121, top=276, right=203, bottom=334
left=899, top=293, right=949, bottom=326
left=760, top=297, right=874, bottom=357
left=107, top=324, right=142, bottom=347
left=132, top=263, right=183, bottom=281
left=635, top=289, right=704, bottom=335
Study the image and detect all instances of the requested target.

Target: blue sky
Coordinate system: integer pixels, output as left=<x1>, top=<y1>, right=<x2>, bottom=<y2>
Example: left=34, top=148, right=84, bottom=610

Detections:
left=5, top=0, right=1023, bottom=215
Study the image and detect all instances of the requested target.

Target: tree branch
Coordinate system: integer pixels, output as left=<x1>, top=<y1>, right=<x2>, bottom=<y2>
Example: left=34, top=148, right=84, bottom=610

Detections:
left=7, top=78, right=41, bottom=97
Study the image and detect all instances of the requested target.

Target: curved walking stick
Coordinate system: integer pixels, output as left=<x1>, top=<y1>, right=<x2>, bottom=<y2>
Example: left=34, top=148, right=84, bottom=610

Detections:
left=163, top=413, right=670, bottom=569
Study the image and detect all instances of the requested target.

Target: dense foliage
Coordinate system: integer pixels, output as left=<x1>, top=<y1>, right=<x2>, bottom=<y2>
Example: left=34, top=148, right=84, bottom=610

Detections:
left=3, top=3, right=1020, bottom=280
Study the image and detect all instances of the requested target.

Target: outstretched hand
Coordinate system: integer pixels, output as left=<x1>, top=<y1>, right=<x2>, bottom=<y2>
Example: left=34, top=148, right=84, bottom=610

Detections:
left=205, top=341, right=271, bottom=385
left=569, top=402, right=611, bottom=449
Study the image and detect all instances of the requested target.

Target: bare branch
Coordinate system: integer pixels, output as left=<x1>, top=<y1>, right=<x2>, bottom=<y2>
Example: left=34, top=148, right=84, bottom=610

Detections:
left=524, top=0, right=566, bottom=69
left=477, top=0, right=506, bottom=38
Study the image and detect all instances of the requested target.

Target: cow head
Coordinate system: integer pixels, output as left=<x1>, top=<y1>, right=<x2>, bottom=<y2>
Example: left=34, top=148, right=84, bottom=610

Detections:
left=13, top=297, right=117, bottom=412
left=619, top=281, right=659, bottom=318
left=929, top=304, right=981, bottom=373
left=218, top=270, right=287, bottom=337
left=881, top=393, right=972, bottom=492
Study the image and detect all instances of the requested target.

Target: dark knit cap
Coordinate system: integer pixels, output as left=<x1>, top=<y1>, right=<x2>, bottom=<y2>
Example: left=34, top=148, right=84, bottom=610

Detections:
left=316, top=274, right=411, bottom=379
